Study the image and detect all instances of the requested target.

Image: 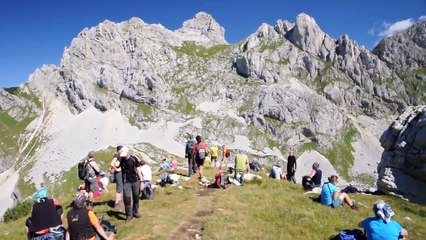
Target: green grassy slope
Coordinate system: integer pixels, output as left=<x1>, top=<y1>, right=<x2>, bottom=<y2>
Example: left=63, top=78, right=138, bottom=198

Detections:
left=1, top=166, right=425, bottom=240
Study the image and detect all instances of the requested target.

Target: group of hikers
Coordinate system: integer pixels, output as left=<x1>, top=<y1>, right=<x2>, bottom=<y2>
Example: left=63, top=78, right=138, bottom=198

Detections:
left=23, top=134, right=409, bottom=240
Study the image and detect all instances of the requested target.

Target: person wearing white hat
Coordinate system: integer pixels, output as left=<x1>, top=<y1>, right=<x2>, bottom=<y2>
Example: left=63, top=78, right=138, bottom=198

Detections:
left=119, top=146, right=143, bottom=223
left=359, top=200, right=408, bottom=240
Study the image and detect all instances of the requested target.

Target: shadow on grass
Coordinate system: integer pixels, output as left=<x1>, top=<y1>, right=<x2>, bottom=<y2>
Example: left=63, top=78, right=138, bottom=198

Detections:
left=93, top=200, right=115, bottom=208
left=105, top=210, right=127, bottom=220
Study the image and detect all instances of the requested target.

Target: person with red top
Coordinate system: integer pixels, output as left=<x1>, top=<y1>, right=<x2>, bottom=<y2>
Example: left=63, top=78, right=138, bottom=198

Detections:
left=192, top=135, right=209, bottom=180
left=66, top=194, right=115, bottom=240
left=25, top=188, right=65, bottom=239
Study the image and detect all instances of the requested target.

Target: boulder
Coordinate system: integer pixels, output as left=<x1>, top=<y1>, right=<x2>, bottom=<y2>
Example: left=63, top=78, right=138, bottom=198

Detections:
left=377, top=106, right=426, bottom=202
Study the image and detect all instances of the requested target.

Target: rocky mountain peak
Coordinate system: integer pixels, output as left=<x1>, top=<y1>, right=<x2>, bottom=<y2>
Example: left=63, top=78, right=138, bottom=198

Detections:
left=285, top=13, right=335, bottom=60
left=176, top=11, right=227, bottom=45
left=274, top=19, right=295, bottom=35
left=372, top=21, right=426, bottom=72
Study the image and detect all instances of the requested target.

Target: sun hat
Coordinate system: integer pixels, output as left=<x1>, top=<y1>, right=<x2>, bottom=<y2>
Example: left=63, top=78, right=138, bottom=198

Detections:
left=373, top=200, right=395, bottom=223
left=33, top=188, right=48, bottom=202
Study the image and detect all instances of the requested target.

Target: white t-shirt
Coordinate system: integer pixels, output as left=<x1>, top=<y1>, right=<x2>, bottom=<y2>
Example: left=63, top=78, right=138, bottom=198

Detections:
left=140, top=165, right=152, bottom=181
left=100, top=176, right=109, bottom=190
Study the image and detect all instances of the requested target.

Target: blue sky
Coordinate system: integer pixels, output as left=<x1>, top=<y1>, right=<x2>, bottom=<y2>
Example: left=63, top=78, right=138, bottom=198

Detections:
left=0, top=0, right=425, bottom=88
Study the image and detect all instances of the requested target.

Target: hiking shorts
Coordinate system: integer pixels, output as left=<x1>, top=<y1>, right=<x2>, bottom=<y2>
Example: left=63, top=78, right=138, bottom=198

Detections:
left=195, top=158, right=205, bottom=167
left=85, top=178, right=97, bottom=193
left=332, top=198, right=343, bottom=208
left=115, top=171, right=123, bottom=193
left=211, top=156, right=217, bottom=162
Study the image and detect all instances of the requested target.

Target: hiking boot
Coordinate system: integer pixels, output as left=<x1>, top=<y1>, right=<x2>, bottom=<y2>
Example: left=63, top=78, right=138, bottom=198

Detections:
left=133, top=213, right=142, bottom=218
left=125, top=216, right=133, bottom=224
left=351, top=204, right=359, bottom=210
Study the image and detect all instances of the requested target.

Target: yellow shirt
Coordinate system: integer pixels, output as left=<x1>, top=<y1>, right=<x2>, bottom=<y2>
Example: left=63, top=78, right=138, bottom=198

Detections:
left=210, top=146, right=218, bottom=157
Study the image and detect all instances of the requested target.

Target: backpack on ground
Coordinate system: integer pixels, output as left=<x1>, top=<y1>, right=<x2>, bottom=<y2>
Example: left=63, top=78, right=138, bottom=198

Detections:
left=196, top=143, right=206, bottom=159
left=98, top=217, right=117, bottom=235
left=78, top=160, right=88, bottom=180
left=225, top=149, right=230, bottom=158
left=331, top=229, right=366, bottom=240
left=186, top=140, right=196, bottom=158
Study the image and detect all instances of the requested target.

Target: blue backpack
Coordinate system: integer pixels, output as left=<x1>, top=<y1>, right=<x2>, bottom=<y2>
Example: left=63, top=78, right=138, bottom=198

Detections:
left=333, top=229, right=366, bottom=240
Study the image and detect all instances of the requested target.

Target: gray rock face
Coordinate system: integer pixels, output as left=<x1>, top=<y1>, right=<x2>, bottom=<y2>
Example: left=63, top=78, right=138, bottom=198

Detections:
left=372, top=22, right=426, bottom=72
left=377, top=106, right=426, bottom=203
left=258, top=83, right=344, bottom=147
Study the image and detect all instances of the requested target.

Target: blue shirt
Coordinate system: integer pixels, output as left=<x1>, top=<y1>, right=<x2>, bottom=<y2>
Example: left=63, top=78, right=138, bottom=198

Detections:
left=161, top=161, right=170, bottom=170
left=320, top=182, right=337, bottom=206
left=360, top=217, right=403, bottom=240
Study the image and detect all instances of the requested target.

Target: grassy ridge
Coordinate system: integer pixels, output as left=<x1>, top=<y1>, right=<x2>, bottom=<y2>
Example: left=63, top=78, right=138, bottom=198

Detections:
left=1, top=166, right=425, bottom=239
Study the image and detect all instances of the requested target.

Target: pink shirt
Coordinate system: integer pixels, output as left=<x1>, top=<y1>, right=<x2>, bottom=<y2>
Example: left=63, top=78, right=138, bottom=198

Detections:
left=171, top=160, right=178, bottom=170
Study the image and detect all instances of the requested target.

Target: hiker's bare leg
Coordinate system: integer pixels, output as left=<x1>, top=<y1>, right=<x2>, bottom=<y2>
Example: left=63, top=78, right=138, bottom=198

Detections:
left=199, top=165, right=204, bottom=179
left=339, top=192, right=353, bottom=206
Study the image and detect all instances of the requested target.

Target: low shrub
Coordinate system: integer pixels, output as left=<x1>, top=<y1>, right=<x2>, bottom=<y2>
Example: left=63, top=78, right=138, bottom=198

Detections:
left=3, top=200, right=32, bottom=223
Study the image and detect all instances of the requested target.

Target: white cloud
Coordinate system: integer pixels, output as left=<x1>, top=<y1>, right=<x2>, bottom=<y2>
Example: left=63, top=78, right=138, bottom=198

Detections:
left=368, top=26, right=375, bottom=35
left=378, top=18, right=415, bottom=37
left=419, top=15, right=426, bottom=22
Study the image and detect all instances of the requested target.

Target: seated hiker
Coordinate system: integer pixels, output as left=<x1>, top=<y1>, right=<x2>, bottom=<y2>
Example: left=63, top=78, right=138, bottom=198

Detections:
left=234, top=150, right=250, bottom=185
left=66, top=194, right=115, bottom=240
left=99, top=171, right=109, bottom=192
left=140, top=159, right=154, bottom=200
left=302, top=162, right=322, bottom=190
left=158, top=158, right=171, bottom=172
left=208, top=170, right=226, bottom=189
left=249, top=160, right=259, bottom=172
left=359, top=200, right=408, bottom=240
left=321, top=175, right=358, bottom=210
left=158, top=172, right=174, bottom=187
left=269, top=162, right=283, bottom=180
left=25, top=188, right=65, bottom=240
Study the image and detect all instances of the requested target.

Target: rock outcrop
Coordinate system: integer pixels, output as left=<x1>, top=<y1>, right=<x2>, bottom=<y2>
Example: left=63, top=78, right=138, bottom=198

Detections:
left=377, top=105, right=426, bottom=203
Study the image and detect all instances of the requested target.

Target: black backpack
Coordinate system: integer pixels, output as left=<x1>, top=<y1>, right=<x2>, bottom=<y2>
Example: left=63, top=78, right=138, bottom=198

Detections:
left=78, top=160, right=88, bottom=180
left=186, top=140, right=196, bottom=157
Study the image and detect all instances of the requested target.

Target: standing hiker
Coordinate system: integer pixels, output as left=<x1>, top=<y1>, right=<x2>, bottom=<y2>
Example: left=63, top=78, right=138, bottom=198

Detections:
left=210, top=144, right=219, bottom=168
left=84, top=151, right=100, bottom=207
left=192, top=135, right=209, bottom=180
left=119, top=146, right=143, bottom=223
left=287, top=149, right=297, bottom=183
left=110, top=145, right=124, bottom=209
left=185, top=134, right=197, bottom=177
left=220, top=144, right=230, bottom=169
left=234, top=150, right=250, bottom=185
